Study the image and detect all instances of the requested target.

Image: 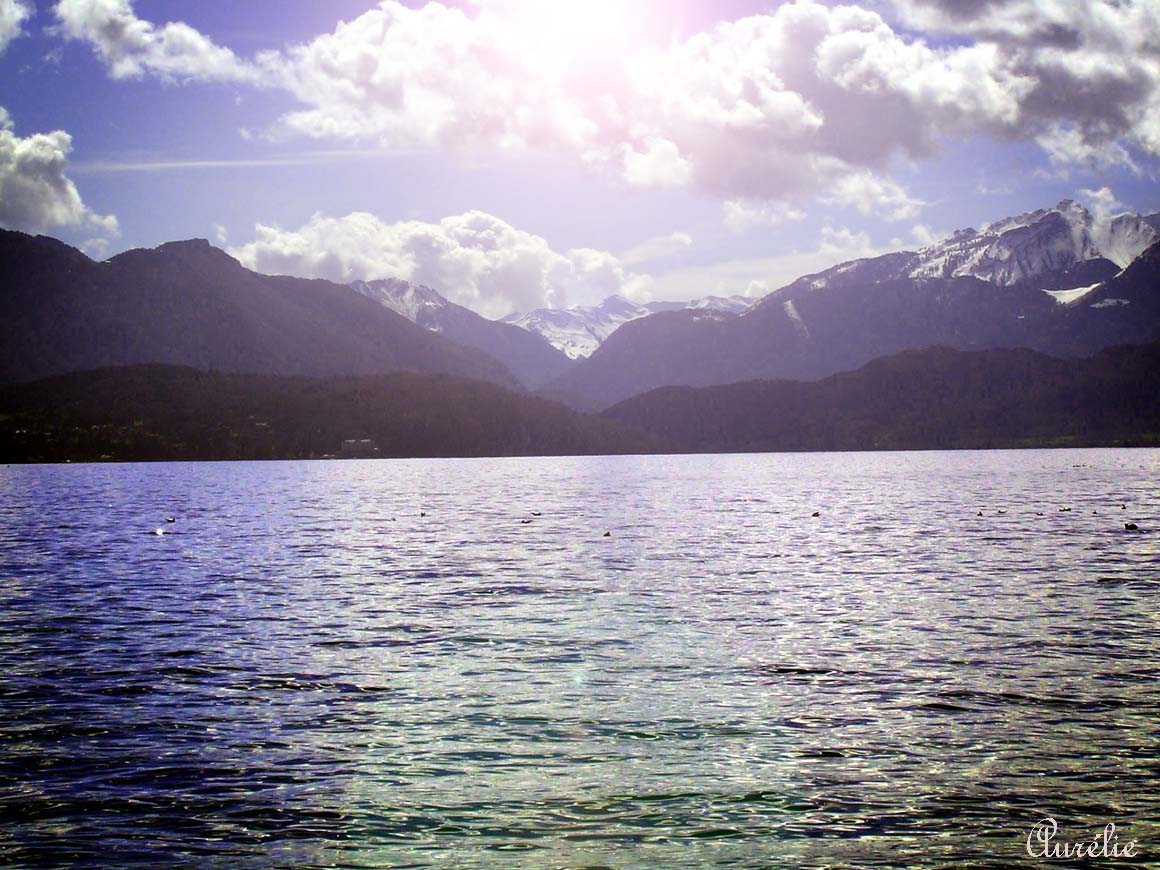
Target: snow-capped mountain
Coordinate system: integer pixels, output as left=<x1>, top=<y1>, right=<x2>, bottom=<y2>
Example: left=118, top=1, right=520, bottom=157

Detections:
left=907, top=199, right=1157, bottom=285
left=349, top=278, right=572, bottom=389
left=785, top=200, right=1159, bottom=300
left=545, top=200, right=1160, bottom=409
left=504, top=294, right=752, bottom=359
left=350, top=278, right=450, bottom=331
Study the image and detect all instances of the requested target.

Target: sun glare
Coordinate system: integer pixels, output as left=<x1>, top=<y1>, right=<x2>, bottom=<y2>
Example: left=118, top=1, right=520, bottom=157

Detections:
left=499, top=0, right=636, bottom=74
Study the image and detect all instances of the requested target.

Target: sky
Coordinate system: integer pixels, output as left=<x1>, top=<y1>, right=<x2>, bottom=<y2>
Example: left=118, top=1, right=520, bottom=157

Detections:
left=1, top=0, right=1158, bottom=318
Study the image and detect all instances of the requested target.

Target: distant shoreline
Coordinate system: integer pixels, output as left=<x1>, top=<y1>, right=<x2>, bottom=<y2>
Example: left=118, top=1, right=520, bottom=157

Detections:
left=4, top=340, right=1159, bottom=464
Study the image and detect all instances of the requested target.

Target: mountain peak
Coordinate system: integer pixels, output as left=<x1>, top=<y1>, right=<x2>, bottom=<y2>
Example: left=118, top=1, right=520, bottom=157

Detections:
left=909, top=198, right=1157, bottom=284
left=110, top=238, right=245, bottom=275
left=158, top=238, right=213, bottom=251
left=350, top=278, right=450, bottom=327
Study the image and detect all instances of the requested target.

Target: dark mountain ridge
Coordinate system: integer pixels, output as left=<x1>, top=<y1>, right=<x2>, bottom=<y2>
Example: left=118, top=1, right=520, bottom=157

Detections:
left=605, top=341, right=1160, bottom=453
left=0, top=365, right=656, bottom=463
left=0, top=231, right=519, bottom=388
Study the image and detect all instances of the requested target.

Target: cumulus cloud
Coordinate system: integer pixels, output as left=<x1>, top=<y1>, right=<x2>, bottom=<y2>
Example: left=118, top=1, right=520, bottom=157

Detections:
left=820, top=171, right=925, bottom=221
left=890, top=0, right=1160, bottom=165
left=229, top=210, right=643, bottom=318
left=620, top=139, right=693, bottom=189
left=619, top=2, right=1031, bottom=203
left=51, top=0, right=1160, bottom=204
left=254, top=1, right=594, bottom=150
left=0, top=107, right=119, bottom=239
left=0, top=0, right=31, bottom=55
left=53, top=0, right=259, bottom=82
left=1036, top=123, right=1140, bottom=175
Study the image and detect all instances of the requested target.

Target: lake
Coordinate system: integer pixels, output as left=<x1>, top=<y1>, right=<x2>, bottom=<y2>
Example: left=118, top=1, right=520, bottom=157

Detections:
left=1, top=450, right=1157, bottom=868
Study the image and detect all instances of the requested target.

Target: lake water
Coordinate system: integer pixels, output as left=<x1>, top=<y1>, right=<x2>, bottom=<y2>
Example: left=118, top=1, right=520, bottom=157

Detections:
left=1, top=450, right=1157, bottom=868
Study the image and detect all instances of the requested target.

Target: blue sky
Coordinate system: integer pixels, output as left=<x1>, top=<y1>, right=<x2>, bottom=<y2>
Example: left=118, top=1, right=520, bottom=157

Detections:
left=1, top=0, right=1157, bottom=317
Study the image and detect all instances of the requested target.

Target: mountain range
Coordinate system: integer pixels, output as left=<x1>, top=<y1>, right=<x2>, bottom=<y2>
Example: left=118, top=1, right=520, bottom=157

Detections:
left=0, top=231, right=518, bottom=388
left=542, top=200, right=1160, bottom=408
left=2, top=198, right=1158, bottom=444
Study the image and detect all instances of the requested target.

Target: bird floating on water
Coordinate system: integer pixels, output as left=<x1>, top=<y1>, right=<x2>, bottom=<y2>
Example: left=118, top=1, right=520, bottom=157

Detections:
left=1125, top=522, right=1139, bottom=531
left=603, top=531, right=611, bottom=537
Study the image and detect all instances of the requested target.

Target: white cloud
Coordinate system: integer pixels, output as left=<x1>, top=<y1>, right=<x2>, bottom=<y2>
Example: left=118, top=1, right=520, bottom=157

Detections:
left=890, top=0, right=1160, bottom=166
left=53, top=0, right=259, bottom=82
left=1036, top=123, right=1140, bottom=174
left=821, top=171, right=925, bottom=221
left=723, top=199, right=807, bottom=233
left=618, top=231, right=693, bottom=267
left=0, top=0, right=31, bottom=55
left=620, top=138, right=692, bottom=189
left=618, top=3, right=1031, bottom=203
left=257, top=0, right=594, bottom=150
left=1077, top=185, right=1127, bottom=219
left=0, top=107, right=119, bottom=238
left=229, top=210, right=643, bottom=318
left=818, top=225, right=884, bottom=260
left=908, top=223, right=947, bottom=248
left=51, top=0, right=1160, bottom=206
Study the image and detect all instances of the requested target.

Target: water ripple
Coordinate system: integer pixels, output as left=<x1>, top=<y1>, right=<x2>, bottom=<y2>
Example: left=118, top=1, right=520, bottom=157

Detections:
left=1, top=449, right=1158, bottom=868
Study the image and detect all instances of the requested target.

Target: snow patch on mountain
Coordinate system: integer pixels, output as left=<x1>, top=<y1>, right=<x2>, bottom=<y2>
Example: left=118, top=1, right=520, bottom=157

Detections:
left=506, top=294, right=752, bottom=359
left=1090, top=298, right=1130, bottom=309
left=350, top=278, right=449, bottom=331
left=909, top=200, right=1158, bottom=286
left=1044, top=282, right=1102, bottom=305
left=783, top=300, right=810, bottom=339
